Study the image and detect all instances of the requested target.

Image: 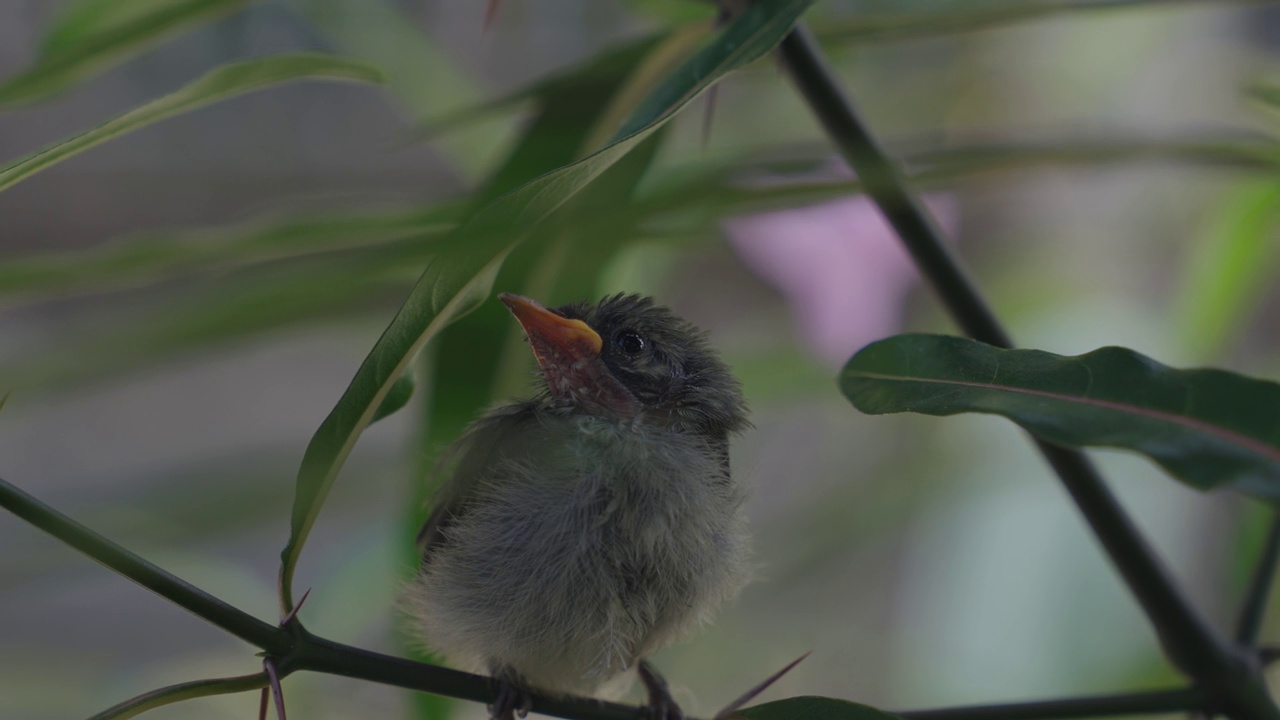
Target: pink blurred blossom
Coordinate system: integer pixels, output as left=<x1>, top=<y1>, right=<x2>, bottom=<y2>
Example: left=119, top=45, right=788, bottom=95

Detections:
left=724, top=162, right=958, bottom=367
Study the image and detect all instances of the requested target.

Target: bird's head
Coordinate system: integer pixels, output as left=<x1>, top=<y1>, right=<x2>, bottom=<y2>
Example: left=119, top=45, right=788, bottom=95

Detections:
left=500, top=292, right=748, bottom=438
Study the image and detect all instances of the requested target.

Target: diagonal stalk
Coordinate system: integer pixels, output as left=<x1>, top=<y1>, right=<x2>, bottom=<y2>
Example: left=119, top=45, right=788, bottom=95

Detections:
left=774, top=22, right=1276, bottom=720
left=1236, top=514, right=1280, bottom=645
left=0, top=475, right=657, bottom=720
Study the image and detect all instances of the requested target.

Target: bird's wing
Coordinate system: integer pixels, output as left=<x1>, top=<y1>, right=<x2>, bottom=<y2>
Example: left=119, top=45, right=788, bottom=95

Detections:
left=416, top=401, right=541, bottom=561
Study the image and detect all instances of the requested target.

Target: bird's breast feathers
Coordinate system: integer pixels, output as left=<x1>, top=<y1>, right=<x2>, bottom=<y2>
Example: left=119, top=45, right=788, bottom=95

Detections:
left=404, top=413, right=749, bottom=694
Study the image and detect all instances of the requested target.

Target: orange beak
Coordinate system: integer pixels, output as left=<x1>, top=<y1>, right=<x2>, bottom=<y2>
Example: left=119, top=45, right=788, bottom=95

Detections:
left=499, top=293, right=637, bottom=413
left=500, top=292, right=602, bottom=367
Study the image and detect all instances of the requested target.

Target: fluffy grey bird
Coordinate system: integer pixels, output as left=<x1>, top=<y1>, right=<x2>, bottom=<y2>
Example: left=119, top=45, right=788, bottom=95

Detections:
left=403, top=292, right=751, bottom=720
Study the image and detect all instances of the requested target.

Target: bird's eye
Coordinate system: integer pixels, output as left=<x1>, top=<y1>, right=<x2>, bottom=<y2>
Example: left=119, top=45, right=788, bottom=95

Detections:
left=615, top=331, right=646, bottom=355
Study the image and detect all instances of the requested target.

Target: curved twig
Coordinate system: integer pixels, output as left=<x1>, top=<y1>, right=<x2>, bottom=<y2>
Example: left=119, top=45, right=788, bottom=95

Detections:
left=87, top=672, right=269, bottom=720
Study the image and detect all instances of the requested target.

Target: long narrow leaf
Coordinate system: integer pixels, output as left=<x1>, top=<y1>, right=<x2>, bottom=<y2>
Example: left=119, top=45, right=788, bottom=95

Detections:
left=842, top=334, right=1280, bottom=501
left=2, top=256, right=413, bottom=395
left=278, top=0, right=818, bottom=611
left=1174, top=181, right=1280, bottom=359
left=0, top=0, right=255, bottom=107
left=88, top=672, right=269, bottom=720
left=0, top=204, right=453, bottom=303
left=0, top=53, right=384, bottom=194
left=820, top=0, right=1273, bottom=44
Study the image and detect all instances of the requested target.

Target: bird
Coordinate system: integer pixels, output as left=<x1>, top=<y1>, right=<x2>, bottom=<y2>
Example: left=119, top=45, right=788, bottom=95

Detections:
left=402, top=292, right=752, bottom=720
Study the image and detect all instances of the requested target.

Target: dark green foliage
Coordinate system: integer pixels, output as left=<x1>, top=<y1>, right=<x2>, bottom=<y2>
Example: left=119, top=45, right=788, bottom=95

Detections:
left=842, top=334, right=1280, bottom=499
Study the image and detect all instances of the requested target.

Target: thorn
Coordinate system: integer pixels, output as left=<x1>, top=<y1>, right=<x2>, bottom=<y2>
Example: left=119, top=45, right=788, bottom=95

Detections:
left=713, top=652, right=810, bottom=720
left=484, top=0, right=502, bottom=30
left=0, top=391, right=10, bottom=414
left=264, top=659, right=287, bottom=720
left=281, top=587, right=311, bottom=626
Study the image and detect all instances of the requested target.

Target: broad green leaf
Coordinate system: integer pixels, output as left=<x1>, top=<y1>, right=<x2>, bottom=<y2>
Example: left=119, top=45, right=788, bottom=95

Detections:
left=0, top=53, right=384, bottom=194
left=842, top=334, right=1280, bottom=501
left=278, top=0, right=818, bottom=611
left=0, top=204, right=454, bottom=303
left=737, top=696, right=906, bottom=720
left=1175, top=181, right=1280, bottom=360
left=370, top=373, right=415, bottom=424
left=0, top=0, right=254, bottom=107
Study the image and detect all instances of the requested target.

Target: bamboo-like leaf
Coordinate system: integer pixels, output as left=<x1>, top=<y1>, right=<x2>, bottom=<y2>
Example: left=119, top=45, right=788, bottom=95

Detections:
left=0, top=204, right=453, bottom=303
left=1174, top=181, right=1280, bottom=359
left=2, top=256, right=413, bottom=396
left=0, top=0, right=255, bottom=107
left=0, top=53, right=384, bottom=194
left=278, top=0, right=818, bottom=611
left=842, top=334, right=1280, bottom=500
left=370, top=373, right=416, bottom=424
left=820, top=0, right=1274, bottom=44
left=735, top=696, right=906, bottom=720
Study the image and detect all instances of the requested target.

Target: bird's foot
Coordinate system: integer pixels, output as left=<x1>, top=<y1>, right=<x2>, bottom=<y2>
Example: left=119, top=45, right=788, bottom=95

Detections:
left=488, top=670, right=533, bottom=720
left=638, top=660, right=685, bottom=720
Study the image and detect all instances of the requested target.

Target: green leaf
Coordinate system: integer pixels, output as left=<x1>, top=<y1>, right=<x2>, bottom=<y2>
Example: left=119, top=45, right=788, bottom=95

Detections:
left=370, top=373, right=415, bottom=424
left=1174, top=181, right=1280, bottom=359
left=2, top=256, right=413, bottom=396
left=278, top=0, right=818, bottom=611
left=0, top=53, right=384, bottom=194
left=0, top=0, right=255, bottom=107
left=0, top=204, right=453, bottom=303
left=737, top=696, right=906, bottom=720
left=87, top=672, right=268, bottom=720
left=842, top=334, right=1280, bottom=501
left=820, top=0, right=1273, bottom=44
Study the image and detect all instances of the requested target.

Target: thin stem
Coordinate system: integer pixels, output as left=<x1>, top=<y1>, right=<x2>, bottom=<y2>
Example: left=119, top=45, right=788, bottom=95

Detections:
left=775, top=22, right=1277, bottom=720
left=896, top=687, right=1209, bottom=720
left=1032, top=445, right=1242, bottom=675
left=87, top=672, right=269, bottom=720
left=1236, top=515, right=1280, bottom=645
left=776, top=26, right=1008, bottom=348
left=0, top=476, right=288, bottom=655
left=291, top=633, right=649, bottom=720
left=0, top=473, right=649, bottom=720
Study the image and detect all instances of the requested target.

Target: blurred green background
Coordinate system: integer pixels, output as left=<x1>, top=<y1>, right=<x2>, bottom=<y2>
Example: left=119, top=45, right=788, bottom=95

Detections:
left=2, top=1, right=1280, bottom=719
